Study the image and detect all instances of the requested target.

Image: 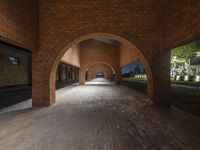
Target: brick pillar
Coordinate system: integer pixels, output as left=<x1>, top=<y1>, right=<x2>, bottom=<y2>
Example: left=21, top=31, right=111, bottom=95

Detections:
left=151, top=50, right=171, bottom=107
left=87, top=71, right=91, bottom=80
left=90, top=72, right=93, bottom=80
left=32, top=52, right=55, bottom=106
left=79, top=67, right=85, bottom=85
left=116, top=68, right=121, bottom=84
left=104, top=71, right=108, bottom=79
left=108, top=71, right=112, bottom=80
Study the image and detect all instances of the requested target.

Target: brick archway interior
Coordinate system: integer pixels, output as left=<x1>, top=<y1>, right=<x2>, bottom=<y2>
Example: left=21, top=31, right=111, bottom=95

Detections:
left=88, top=66, right=113, bottom=80
left=85, top=62, right=116, bottom=82
left=90, top=70, right=109, bottom=80
left=45, top=33, right=154, bottom=106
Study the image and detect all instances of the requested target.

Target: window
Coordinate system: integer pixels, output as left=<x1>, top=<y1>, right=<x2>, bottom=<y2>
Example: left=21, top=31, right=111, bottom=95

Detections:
left=9, top=56, right=20, bottom=65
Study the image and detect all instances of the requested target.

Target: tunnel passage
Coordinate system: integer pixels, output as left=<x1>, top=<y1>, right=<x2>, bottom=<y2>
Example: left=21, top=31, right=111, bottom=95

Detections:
left=95, top=72, right=105, bottom=78
left=33, top=33, right=170, bottom=107
left=1, top=0, right=199, bottom=111
left=0, top=1, right=200, bottom=149
left=86, top=63, right=115, bottom=81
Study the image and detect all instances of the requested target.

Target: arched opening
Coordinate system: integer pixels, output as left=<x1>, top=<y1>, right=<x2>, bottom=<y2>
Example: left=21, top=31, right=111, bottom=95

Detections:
left=95, top=72, right=104, bottom=78
left=46, top=33, right=154, bottom=105
left=85, top=62, right=116, bottom=82
left=55, top=62, right=79, bottom=89
left=93, top=70, right=109, bottom=79
left=93, top=71, right=107, bottom=79
left=170, top=38, right=200, bottom=115
left=121, top=60, right=148, bottom=94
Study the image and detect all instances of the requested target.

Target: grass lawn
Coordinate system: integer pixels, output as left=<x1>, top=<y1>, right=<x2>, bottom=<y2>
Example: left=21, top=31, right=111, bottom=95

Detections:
left=171, top=80, right=200, bottom=87
left=121, top=78, right=147, bottom=94
left=121, top=78, right=200, bottom=116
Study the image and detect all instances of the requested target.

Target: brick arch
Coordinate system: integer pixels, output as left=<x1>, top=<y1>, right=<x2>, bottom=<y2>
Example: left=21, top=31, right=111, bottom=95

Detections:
left=86, top=63, right=114, bottom=81
left=88, top=68, right=112, bottom=80
left=89, top=70, right=109, bottom=80
left=85, top=62, right=116, bottom=82
left=91, top=70, right=109, bottom=79
left=48, top=26, right=147, bottom=60
left=33, top=32, right=154, bottom=106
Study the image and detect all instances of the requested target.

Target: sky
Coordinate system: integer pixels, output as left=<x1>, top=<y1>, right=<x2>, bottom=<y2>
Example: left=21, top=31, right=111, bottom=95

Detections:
left=122, top=61, right=145, bottom=74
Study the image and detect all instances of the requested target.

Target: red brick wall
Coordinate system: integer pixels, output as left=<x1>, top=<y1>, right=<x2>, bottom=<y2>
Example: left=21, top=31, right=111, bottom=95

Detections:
left=38, top=0, right=162, bottom=54
left=119, top=44, right=140, bottom=67
left=87, top=63, right=113, bottom=80
left=163, top=0, right=200, bottom=49
left=0, top=0, right=38, bottom=50
left=61, top=45, right=80, bottom=67
left=89, top=70, right=110, bottom=79
left=80, top=39, right=120, bottom=70
left=1, top=0, right=200, bottom=107
left=33, top=0, right=167, bottom=106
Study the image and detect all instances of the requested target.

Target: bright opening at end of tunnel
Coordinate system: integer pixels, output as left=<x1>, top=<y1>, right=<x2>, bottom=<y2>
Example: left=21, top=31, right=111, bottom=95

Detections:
left=85, top=78, right=117, bottom=85
left=96, top=72, right=104, bottom=78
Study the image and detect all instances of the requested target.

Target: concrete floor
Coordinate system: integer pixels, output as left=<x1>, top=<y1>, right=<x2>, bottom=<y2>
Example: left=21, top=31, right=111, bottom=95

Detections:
left=0, top=79, right=200, bottom=150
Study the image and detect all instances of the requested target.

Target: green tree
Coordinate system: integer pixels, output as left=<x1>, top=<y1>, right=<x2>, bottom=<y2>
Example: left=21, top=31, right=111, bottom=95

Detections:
left=171, top=40, right=200, bottom=59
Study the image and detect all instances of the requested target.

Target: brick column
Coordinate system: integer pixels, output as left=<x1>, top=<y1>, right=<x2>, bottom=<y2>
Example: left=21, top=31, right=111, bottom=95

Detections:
left=116, top=68, right=121, bottom=84
left=79, top=67, right=85, bottom=85
left=108, top=71, right=112, bottom=80
left=104, top=71, right=108, bottom=79
left=151, top=50, right=171, bottom=107
left=32, top=52, right=55, bottom=106
left=87, top=72, right=91, bottom=80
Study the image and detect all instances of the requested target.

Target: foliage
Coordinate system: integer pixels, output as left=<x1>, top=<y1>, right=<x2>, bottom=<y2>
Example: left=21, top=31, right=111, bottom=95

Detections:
left=171, top=40, right=200, bottom=59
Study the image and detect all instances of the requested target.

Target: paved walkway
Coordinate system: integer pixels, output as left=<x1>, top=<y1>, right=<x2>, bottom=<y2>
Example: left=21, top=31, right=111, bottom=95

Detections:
left=0, top=79, right=200, bottom=150
left=86, top=78, right=116, bottom=85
